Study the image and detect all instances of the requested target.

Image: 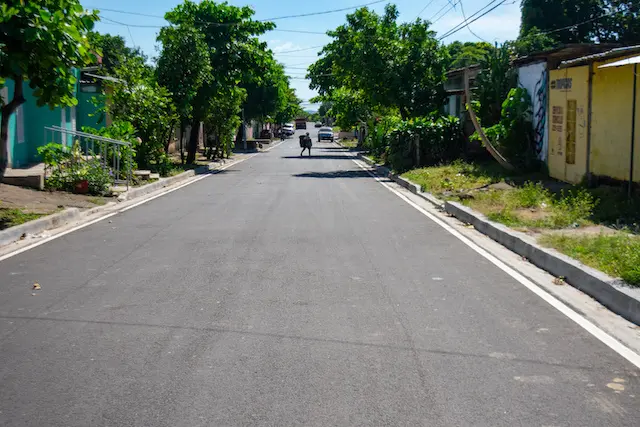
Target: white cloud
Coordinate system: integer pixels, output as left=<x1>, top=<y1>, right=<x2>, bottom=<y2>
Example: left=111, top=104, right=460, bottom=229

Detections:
left=270, top=41, right=304, bottom=53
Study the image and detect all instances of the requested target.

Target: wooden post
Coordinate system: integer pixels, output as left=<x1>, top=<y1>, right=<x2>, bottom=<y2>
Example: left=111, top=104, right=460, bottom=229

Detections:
left=464, top=68, right=515, bottom=171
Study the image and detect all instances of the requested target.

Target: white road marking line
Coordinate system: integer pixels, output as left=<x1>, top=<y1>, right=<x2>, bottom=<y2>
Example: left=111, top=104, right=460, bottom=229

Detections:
left=0, top=154, right=260, bottom=262
left=350, top=156, right=640, bottom=369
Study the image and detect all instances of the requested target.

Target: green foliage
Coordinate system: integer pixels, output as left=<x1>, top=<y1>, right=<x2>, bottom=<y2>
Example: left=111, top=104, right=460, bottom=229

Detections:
left=82, top=121, right=138, bottom=179
left=476, top=88, right=538, bottom=170
left=541, top=233, right=640, bottom=286
left=446, top=41, right=494, bottom=69
left=38, top=142, right=112, bottom=196
left=157, top=24, right=212, bottom=125
left=520, top=0, right=640, bottom=45
left=0, top=0, right=99, bottom=176
left=474, top=44, right=517, bottom=126
left=0, top=207, right=46, bottom=230
left=308, top=4, right=448, bottom=119
left=384, top=116, right=464, bottom=172
left=0, top=1, right=99, bottom=108
left=102, top=55, right=177, bottom=170
left=87, top=31, right=143, bottom=74
left=508, top=27, right=557, bottom=58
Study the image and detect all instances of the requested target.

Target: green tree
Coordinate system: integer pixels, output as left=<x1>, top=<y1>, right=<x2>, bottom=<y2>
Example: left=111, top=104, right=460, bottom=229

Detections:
left=157, top=24, right=212, bottom=154
left=0, top=0, right=99, bottom=178
left=601, top=1, right=640, bottom=45
left=164, top=0, right=274, bottom=163
left=87, top=31, right=142, bottom=74
left=474, top=44, right=517, bottom=127
left=446, top=41, right=494, bottom=69
left=308, top=5, right=448, bottom=119
left=102, top=55, right=177, bottom=170
left=509, top=27, right=557, bottom=57
left=520, top=0, right=605, bottom=43
left=274, top=88, right=303, bottom=125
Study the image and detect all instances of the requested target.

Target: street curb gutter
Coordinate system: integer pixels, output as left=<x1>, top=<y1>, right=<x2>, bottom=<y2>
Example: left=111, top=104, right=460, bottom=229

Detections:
left=118, top=161, right=225, bottom=202
left=0, top=159, right=237, bottom=248
left=353, top=149, right=640, bottom=326
left=355, top=153, right=445, bottom=209
left=445, top=201, right=640, bottom=326
left=0, top=208, right=81, bottom=247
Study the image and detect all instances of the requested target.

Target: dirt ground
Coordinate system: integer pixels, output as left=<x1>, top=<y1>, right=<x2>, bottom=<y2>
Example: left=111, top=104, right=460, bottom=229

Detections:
left=0, top=184, right=111, bottom=214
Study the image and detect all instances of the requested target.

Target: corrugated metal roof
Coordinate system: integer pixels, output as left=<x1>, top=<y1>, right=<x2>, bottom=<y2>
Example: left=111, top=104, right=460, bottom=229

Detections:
left=598, top=55, right=640, bottom=68
left=559, top=45, right=640, bottom=69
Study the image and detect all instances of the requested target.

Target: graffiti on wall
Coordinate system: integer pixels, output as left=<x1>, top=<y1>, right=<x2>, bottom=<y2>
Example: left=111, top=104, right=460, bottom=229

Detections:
left=533, top=69, right=548, bottom=159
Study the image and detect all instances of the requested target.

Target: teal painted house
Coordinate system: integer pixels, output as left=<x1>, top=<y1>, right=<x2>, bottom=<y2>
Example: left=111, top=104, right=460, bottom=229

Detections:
left=1, top=68, right=107, bottom=169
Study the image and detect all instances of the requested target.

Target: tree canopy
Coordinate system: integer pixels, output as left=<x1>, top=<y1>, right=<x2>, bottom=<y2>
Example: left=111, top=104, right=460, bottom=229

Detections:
left=0, top=0, right=99, bottom=178
left=308, top=4, right=448, bottom=122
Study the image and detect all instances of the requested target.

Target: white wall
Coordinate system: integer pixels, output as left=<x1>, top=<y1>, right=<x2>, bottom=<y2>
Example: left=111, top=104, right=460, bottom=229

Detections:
left=518, top=62, right=549, bottom=162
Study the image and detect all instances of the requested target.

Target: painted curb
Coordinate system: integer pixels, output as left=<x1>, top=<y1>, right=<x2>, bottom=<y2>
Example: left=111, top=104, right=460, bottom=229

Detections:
left=0, top=208, right=81, bottom=247
left=356, top=153, right=445, bottom=209
left=445, top=200, right=640, bottom=326
left=0, top=158, right=240, bottom=248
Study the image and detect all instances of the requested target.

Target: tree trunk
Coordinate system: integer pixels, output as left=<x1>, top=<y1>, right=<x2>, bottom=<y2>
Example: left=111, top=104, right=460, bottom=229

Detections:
left=179, top=121, right=186, bottom=164
left=186, top=119, right=200, bottom=164
left=464, top=68, right=515, bottom=171
left=0, top=75, right=26, bottom=180
left=164, top=119, right=177, bottom=154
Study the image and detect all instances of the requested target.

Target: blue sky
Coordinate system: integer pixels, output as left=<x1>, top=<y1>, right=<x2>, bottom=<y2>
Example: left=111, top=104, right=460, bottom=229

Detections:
left=87, top=0, right=522, bottom=108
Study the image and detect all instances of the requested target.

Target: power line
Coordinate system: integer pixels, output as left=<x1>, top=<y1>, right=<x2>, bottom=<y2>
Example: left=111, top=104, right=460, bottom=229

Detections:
left=459, top=0, right=488, bottom=42
left=260, top=0, right=386, bottom=21
left=274, top=45, right=324, bottom=54
left=91, top=1, right=386, bottom=26
left=415, top=0, right=438, bottom=20
left=428, top=1, right=458, bottom=23
left=539, top=4, right=631, bottom=36
left=438, top=0, right=507, bottom=40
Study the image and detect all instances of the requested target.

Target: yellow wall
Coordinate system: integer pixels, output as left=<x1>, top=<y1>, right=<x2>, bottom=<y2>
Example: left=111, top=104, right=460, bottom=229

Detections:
left=548, top=66, right=589, bottom=184
left=590, top=57, right=638, bottom=182
left=635, top=70, right=640, bottom=183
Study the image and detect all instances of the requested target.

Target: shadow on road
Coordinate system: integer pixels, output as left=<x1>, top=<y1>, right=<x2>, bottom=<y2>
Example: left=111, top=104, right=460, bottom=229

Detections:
left=281, top=155, right=353, bottom=160
left=293, top=170, right=372, bottom=179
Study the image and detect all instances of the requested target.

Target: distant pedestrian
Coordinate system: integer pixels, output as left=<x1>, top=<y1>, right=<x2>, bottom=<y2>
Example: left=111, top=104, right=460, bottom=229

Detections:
left=300, top=132, right=312, bottom=156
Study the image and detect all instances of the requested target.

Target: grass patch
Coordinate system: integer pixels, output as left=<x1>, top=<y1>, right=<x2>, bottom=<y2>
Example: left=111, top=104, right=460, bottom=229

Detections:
left=0, top=208, right=47, bottom=230
left=401, top=160, right=520, bottom=196
left=339, top=139, right=358, bottom=148
left=87, top=197, right=107, bottom=206
left=468, top=183, right=598, bottom=229
left=540, top=233, right=640, bottom=286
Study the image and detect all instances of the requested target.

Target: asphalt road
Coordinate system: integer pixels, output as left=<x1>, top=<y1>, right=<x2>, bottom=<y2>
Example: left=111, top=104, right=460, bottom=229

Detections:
left=1, top=124, right=639, bottom=426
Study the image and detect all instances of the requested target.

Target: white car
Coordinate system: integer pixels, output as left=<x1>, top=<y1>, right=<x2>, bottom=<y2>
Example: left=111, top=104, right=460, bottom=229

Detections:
left=282, top=124, right=295, bottom=136
left=317, top=127, right=334, bottom=142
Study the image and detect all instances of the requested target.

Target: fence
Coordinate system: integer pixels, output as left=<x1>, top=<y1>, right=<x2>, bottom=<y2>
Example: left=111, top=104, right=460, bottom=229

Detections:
left=44, top=125, right=132, bottom=190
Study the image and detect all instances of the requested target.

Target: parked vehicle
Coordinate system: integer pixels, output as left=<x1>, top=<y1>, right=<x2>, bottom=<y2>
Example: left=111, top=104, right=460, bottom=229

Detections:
left=318, top=127, right=334, bottom=142
left=282, top=124, right=295, bottom=136
left=295, top=118, right=307, bottom=130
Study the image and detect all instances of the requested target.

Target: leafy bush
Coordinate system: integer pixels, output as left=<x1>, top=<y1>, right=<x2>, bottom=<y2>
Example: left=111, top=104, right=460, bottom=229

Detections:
left=38, top=142, right=112, bottom=196
left=82, top=121, right=138, bottom=179
left=473, top=88, right=538, bottom=170
left=386, top=115, right=464, bottom=172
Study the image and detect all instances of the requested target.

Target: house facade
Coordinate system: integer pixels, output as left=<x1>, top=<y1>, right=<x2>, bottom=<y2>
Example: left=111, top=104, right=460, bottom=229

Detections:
left=1, top=68, right=107, bottom=169
left=547, top=46, right=640, bottom=186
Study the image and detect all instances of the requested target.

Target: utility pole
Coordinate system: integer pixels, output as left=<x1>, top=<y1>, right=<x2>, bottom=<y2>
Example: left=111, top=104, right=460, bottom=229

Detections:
left=242, top=108, right=247, bottom=151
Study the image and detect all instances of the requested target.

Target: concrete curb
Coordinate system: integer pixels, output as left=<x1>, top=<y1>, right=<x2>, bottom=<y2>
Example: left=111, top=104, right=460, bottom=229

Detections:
left=355, top=153, right=445, bottom=209
left=118, top=161, right=221, bottom=202
left=0, top=208, right=81, bottom=247
left=0, top=158, right=241, bottom=249
left=445, top=201, right=640, bottom=326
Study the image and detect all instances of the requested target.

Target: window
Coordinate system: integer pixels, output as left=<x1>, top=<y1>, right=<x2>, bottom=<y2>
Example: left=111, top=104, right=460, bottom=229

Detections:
left=565, top=100, right=577, bottom=165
